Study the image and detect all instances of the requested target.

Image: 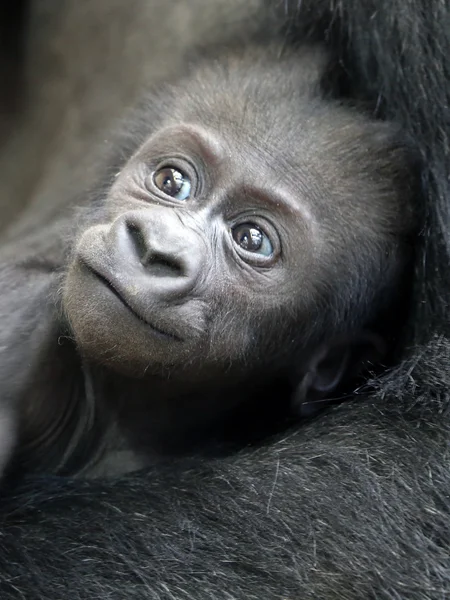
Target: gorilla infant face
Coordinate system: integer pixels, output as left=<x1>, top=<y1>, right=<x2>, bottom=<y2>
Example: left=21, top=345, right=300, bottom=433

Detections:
left=65, top=125, right=315, bottom=375
left=63, top=54, right=416, bottom=382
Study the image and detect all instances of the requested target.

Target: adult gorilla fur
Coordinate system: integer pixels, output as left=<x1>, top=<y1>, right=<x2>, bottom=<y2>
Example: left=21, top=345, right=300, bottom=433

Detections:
left=0, top=1, right=450, bottom=598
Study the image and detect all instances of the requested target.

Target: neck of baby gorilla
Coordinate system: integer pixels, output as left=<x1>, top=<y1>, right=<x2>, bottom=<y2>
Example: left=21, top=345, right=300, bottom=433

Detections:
left=71, top=356, right=289, bottom=470
left=16, top=313, right=294, bottom=476
left=91, top=360, right=295, bottom=463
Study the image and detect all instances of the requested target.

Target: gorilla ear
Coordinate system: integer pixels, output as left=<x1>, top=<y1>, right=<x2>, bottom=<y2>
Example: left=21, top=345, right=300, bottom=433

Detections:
left=292, top=334, right=386, bottom=416
left=309, top=343, right=351, bottom=394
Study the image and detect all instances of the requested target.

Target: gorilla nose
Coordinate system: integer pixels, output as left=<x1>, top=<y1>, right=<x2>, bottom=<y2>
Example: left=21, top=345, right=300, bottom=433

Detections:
left=128, top=222, right=184, bottom=277
left=110, top=209, right=203, bottom=298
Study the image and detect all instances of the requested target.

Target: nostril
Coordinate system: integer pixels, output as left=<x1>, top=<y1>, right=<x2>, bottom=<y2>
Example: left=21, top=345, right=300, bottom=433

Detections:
left=146, top=252, right=184, bottom=278
left=126, top=222, right=147, bottom=260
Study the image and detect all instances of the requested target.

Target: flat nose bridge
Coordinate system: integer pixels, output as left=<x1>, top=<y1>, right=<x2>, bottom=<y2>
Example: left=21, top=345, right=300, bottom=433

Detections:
left=110, top=208, right=205, bottom=297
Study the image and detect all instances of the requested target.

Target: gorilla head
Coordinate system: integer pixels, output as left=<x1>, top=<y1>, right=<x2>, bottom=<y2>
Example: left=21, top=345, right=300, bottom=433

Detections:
left=63, top=47, right=418, bottom=419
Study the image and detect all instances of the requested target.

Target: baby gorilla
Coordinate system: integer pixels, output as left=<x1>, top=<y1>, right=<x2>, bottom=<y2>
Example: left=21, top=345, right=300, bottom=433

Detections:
left=2, top=45, right=417, bottom=476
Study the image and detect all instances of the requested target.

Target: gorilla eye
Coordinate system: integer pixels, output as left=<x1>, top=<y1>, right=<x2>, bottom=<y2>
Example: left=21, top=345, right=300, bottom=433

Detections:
left=152, top=167, right=191, bottom=200
left=232, top=223, right=273, bottom=256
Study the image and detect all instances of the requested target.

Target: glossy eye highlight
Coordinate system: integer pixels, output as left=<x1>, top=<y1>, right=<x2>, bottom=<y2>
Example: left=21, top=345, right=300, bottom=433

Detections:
left=152, top=167, right=191, bottom=200
left=232, top=223, right=273, bottom=256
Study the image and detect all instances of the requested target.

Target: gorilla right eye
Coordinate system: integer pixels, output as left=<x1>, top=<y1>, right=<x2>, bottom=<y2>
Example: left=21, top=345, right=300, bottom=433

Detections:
left=151, top=166, right=192, bottom=200
left=232, top=223, right=273, bottom=256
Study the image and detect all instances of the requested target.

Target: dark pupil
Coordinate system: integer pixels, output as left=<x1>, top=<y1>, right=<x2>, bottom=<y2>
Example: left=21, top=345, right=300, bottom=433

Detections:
left=235, top=225, right=263, bottom=251
left=154, top=168, right=184, bottom=196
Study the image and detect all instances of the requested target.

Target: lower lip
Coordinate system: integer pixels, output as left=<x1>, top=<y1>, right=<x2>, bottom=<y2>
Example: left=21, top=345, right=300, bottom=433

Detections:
left=85, top=264, right=182, bottom=342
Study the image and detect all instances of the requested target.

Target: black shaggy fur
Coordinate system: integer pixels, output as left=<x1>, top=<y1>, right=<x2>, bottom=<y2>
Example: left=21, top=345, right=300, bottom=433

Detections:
left=0, top=1, right=450, bottom=598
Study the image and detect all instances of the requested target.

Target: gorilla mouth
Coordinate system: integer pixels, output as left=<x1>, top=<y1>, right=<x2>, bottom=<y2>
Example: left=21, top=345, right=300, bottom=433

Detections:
left=85, top=264, right=183, bottom=342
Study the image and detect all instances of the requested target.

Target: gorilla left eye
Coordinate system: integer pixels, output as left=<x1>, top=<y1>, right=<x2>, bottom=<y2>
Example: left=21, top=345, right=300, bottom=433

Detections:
left=232, top=223, right=273, bottom=256
left=152, top=167, right=191, bottom=200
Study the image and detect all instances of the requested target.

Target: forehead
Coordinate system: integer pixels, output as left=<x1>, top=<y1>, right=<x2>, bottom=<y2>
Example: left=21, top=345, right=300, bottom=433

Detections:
left=153, top=73, right=409, bottom=235
left=172, top=70, right=374, bottom=183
